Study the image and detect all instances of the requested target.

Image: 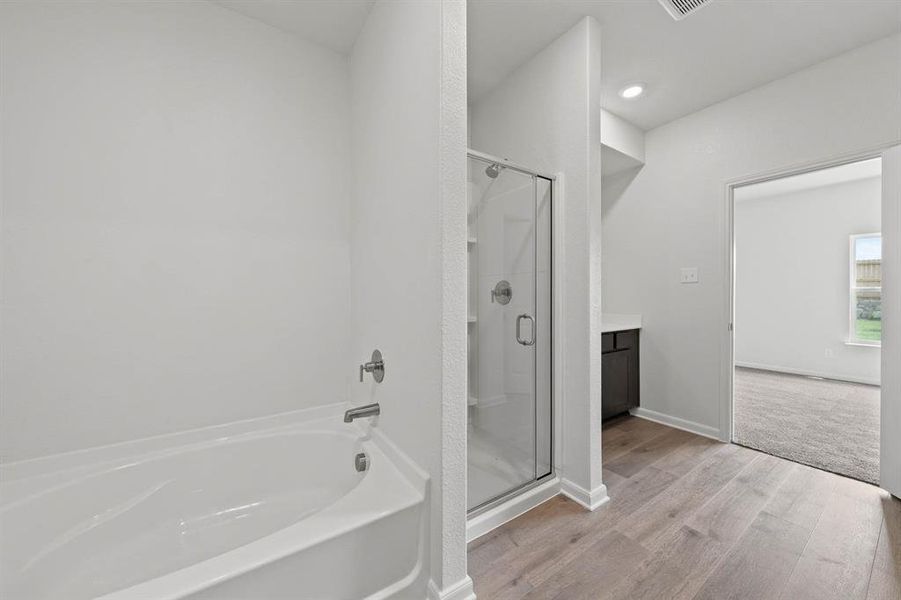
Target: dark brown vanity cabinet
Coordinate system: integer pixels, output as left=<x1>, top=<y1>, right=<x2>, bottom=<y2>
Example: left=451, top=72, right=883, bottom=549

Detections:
left=601, top=329, right=640, bottom=420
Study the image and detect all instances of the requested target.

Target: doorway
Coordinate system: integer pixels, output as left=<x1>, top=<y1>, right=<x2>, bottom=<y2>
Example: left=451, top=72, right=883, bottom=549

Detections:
left=729, top=157, right=882, bottom=483
left=465, top=150, right=553, bottom=514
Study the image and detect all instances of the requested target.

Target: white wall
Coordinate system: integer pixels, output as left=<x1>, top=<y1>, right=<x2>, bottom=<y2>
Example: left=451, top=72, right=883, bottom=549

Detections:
left=3, top=0, right=469, bottom=591
left=601, top=109, right=645, bottom=177
left=734, top=177, right=882, bottom=384
left=0, top=1, right=353, bottom=462
left=470, top=16, right=605, bottom=507
left=602, top=34, right=901, bottom=437
left=349, top=0, right=469, bottom=594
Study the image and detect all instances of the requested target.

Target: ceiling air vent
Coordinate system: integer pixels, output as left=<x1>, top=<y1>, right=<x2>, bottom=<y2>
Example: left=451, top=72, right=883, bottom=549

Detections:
left=657, top=0, right=713, bottom=21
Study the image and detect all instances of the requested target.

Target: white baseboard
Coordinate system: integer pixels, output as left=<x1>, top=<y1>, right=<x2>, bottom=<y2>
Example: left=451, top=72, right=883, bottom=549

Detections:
left=427, top=576, right=476, bottom=600
left=560, top=478, right=609, bottom=511
left=735, top=361, right=880, bottom=387
left=629, top=407, right=720, bottom=440
left=466, top=477, right=560, bottom=542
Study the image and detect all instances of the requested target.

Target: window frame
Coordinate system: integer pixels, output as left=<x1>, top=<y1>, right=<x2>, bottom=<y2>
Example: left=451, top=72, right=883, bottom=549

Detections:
left=848, top=232, right=882, bottom=347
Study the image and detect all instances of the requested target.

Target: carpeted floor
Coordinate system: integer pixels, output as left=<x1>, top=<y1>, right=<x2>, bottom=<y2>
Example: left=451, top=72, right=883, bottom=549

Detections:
left=733, top=367, right=880, bottom=484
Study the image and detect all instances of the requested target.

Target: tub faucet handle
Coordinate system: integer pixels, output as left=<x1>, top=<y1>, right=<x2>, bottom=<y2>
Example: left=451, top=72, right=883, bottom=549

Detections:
left=359, top=349, right=385, bottom=383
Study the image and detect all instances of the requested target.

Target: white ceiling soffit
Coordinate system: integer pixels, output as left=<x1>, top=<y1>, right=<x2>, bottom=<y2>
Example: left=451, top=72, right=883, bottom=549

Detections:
left=468, top=0, right=901, bottom=130
left=213, top=0, right=375, bottom=55
left=734, top=158, right=883, bottom=202
left=602, top=146, right=644, bottom=177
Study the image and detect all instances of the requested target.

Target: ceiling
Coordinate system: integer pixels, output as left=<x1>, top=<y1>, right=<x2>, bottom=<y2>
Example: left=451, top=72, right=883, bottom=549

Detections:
left=214, top=1, right=901, bottom=132
left=469, top=0, right=901, bottom=130
left=213, top=0, right=374, bottom=55
left=735, top=158, right=882, bottom=202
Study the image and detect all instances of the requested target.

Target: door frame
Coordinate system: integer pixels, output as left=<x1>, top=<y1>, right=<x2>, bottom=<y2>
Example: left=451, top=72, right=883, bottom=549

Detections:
left=720, top=144, right=894, bottom=444
left=881, top=145, right=901, bottom=497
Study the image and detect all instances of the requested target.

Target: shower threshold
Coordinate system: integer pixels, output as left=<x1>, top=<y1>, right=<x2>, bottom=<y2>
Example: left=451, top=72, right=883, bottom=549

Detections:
left=466, top=473, right=559, bottom=542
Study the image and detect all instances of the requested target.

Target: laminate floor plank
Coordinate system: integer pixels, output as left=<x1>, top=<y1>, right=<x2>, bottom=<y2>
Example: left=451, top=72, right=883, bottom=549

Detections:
left=602, top=414, right=667, bottom=436
left=779, top=477, right=885, bottom=600
left=761, top=462, right=836, bottom=531
left=867, top=492, right=901, bottom=600
left=468, top=416, right=898, bottom=600
left=692, top=512, right=811, bottom=600
left=469, top=466, right=678, bottom=598
left=601, top=467, right=628, bottom=496
left=521, top=531, right=648, bottom=600
left=604, top=525, right=728, bottom=600
left=685, top=452, right=794, bottom=545
left=469, top=497, right=617, bottom=599
left=519, top=466, right=681, bottom=589
left=467, top=527, right=517, bottom=579
left=604, top=427, right=695, bottom=478
left=649, top=433, right=721, bottom=478
left=616, top=443, right=757, bottom=551
left=500, top=495, right=583, bottom=547
left=604, top=465, right=679, bottom=518
left=600, top=415, right=661, bottom=445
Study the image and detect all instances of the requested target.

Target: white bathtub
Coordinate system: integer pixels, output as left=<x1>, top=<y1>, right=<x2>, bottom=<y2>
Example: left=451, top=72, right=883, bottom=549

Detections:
left=0, top=405, right=428, bottom=599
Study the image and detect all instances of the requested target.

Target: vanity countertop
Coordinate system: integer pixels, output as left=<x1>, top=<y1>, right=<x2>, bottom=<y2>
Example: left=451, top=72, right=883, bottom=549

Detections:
left=601, top=313, right=642, bottom=333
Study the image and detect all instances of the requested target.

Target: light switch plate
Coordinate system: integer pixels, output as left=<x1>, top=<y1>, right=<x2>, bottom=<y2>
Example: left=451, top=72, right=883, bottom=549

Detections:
left=680, top=267, right=699, bottom=284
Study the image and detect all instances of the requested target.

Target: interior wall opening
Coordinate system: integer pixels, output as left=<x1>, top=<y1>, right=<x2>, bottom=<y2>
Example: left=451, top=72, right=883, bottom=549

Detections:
left=730, top=156, right=883, bottom=484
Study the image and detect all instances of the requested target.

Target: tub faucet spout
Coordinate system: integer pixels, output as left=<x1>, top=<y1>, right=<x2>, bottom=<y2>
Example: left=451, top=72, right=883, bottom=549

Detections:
left=344, top=403, right=380, bottom=423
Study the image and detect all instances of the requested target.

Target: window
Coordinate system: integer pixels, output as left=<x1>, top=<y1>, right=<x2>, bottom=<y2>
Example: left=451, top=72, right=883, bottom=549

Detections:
left=850, top=233, right=882, bottom=345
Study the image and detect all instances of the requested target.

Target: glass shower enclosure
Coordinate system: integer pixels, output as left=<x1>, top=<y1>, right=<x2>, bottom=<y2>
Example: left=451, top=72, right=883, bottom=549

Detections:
left=466, top=150, right=553, bottom=514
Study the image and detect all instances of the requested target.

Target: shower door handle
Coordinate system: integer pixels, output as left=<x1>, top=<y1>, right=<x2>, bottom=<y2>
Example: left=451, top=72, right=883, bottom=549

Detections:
left=516, top=314, right=535, bottom=346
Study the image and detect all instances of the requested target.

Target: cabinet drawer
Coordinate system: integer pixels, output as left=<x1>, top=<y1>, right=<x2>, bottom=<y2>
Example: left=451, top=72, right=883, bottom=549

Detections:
left=615, top=330, right=638, bottom=350
left=602, top=333, right=615, bottom=353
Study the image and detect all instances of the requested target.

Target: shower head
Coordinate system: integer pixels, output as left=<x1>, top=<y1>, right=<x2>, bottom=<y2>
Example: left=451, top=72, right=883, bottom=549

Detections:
left=485, top=163, right=502, bottom=179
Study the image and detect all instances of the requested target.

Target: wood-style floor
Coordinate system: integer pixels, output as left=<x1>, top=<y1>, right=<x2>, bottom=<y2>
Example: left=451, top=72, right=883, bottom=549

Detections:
left=467, top=415, right=901, bottom=600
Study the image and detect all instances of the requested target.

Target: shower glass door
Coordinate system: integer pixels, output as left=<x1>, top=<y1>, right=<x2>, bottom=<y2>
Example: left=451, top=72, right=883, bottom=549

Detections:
left=467, top=151, right=552, bottom=513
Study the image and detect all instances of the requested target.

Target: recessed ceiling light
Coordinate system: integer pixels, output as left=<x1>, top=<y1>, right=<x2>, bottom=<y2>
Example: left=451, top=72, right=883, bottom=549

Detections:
left=619, top=84, right=645, bottom=99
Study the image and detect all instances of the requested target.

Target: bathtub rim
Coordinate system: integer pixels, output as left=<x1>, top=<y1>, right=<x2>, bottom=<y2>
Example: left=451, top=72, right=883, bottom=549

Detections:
left=1, top=402, right=347, bottom=485
left=99, top=433, right=425, bottom=600
left=0, top=403, right=430, bottom=600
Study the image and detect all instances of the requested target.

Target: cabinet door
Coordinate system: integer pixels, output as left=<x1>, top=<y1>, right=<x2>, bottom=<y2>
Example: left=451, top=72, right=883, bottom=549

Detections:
left=602, top=332, right=615, bottom=352
left=627, top=336, right=640, bottom=410
left=602, top=350, right=631, bottom=420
